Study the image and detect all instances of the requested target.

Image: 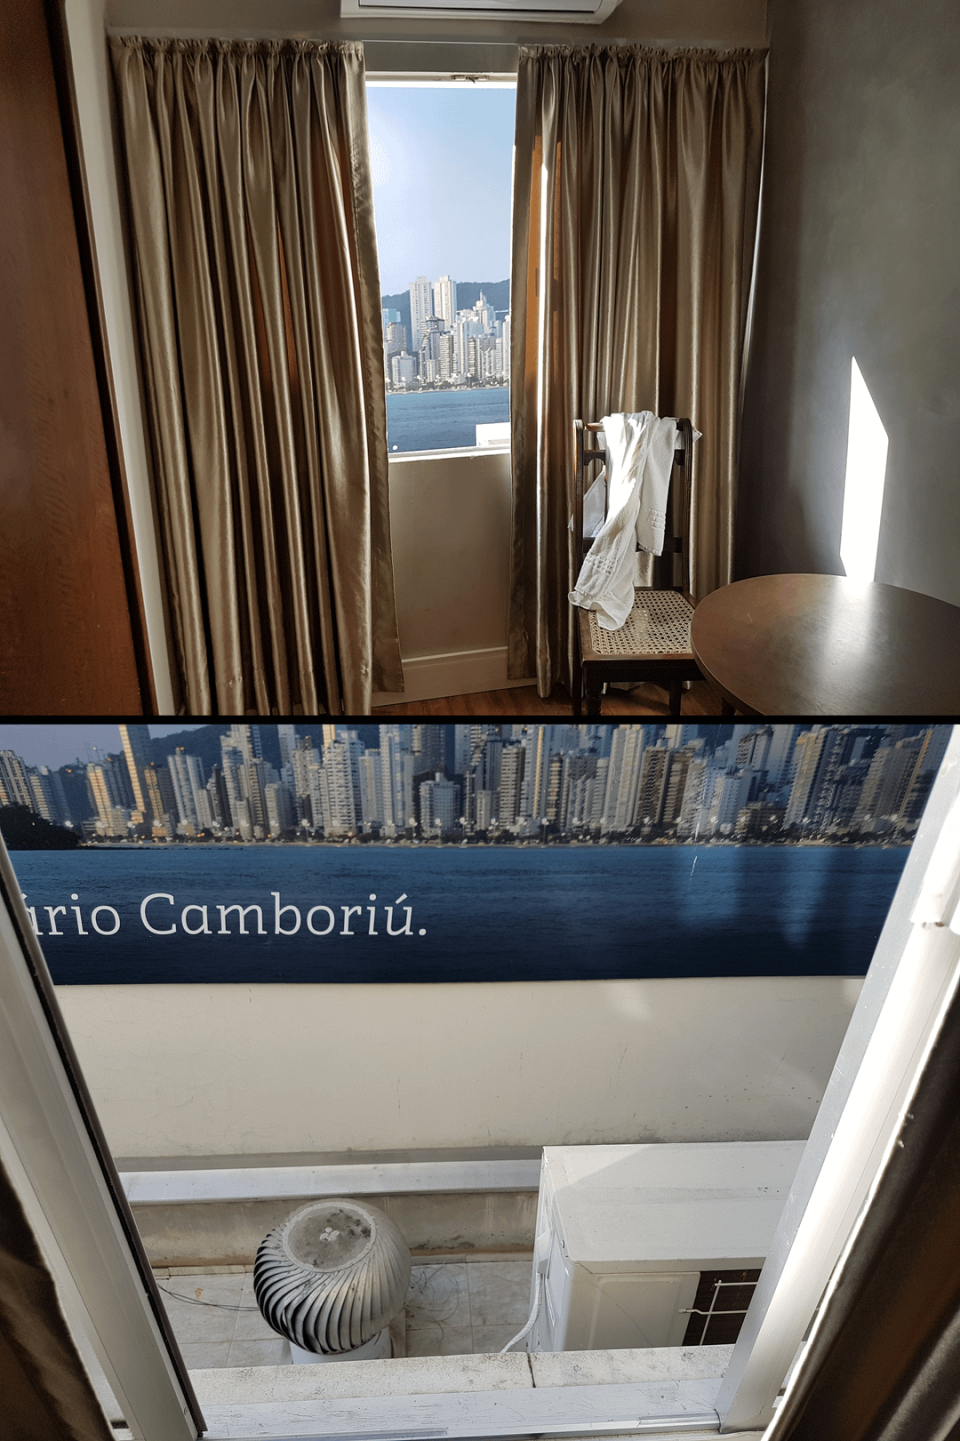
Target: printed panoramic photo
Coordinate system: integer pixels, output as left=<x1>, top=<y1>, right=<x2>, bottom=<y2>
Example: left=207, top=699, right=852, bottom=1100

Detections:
left=0, top=722, right=948, bottom=986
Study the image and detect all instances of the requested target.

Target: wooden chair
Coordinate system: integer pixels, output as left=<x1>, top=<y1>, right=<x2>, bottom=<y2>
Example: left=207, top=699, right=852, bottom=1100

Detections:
left=570, top=417, right=702, bottom=718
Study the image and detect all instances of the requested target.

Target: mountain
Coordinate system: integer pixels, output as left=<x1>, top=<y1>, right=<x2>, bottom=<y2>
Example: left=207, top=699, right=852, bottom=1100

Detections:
left=455, top=279, right=510, bottom=313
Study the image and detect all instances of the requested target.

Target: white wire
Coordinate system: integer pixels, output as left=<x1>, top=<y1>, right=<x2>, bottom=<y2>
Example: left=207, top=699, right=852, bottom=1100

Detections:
left=499, top=1267, right=544, bottom=1354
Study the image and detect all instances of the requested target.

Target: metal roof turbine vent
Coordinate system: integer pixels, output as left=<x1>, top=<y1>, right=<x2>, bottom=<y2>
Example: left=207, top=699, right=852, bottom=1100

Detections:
left=254, top=1199, right=411, bottom=1362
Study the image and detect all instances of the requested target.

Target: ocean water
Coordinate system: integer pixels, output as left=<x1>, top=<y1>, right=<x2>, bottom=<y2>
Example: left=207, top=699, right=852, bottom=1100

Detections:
left=10, top=844, right=907, bottom=986
left=386, top=387, right=509, bottom=453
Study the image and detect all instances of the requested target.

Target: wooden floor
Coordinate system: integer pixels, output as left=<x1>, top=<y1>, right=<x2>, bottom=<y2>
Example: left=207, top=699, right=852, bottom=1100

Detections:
left=373, top=678, right=726, bottom=718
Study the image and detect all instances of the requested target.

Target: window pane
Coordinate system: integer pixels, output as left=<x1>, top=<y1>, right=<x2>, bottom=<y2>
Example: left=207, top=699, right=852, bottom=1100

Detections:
left=366, top=84, right=515, bottom=453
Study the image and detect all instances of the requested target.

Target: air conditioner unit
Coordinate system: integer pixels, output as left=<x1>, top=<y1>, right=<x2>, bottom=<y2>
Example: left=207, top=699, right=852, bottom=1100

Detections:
left=527, top=1141, right=805, bottom=1353
left=341, top=0, right=623, bottom=25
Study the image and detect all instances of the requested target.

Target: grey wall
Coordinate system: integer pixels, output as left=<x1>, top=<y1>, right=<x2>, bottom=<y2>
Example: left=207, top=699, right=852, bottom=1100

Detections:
left=738, top=0, right=960, bottom=604
left=105, top=0, right=767, bottom=54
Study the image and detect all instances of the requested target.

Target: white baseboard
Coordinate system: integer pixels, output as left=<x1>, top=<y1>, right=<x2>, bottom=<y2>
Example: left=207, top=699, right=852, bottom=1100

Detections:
left=374, top=646, right=534, bottom=706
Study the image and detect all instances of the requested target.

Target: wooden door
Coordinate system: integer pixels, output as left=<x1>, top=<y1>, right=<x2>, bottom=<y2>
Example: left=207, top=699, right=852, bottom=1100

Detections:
left=0, top=0, right=147, bottom=714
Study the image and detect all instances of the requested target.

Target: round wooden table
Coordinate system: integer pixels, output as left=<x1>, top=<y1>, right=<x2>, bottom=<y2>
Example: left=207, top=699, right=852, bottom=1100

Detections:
left=690, top=574, right=960, bottom=716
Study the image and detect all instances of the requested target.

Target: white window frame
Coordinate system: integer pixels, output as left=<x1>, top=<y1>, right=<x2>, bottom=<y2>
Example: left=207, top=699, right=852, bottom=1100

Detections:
left=3, top=727, right=958, bottom=1440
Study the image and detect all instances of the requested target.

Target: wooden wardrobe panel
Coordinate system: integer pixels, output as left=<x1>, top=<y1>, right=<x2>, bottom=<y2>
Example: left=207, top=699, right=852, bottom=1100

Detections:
left=0, top=0, right=144, bottom=714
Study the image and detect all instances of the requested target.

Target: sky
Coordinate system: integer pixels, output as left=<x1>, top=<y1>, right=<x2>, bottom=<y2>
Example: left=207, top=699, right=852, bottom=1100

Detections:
left=366, top=84, right=516, bottom=296
left=0, top=726, right=203, bottom=771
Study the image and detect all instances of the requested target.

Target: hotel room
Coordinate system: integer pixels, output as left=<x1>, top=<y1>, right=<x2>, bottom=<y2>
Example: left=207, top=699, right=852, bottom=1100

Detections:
left=0, top=0, right=957, bottom=715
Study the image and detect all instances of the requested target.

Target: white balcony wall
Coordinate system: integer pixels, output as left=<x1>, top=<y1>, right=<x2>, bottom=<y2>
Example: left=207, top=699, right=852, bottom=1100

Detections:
left=57, top=976, right=861, bottom=1163
left=377, top=447, right=530, bottom=704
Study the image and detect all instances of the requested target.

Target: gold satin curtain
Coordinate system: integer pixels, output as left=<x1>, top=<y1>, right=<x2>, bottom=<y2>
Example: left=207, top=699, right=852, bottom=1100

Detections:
left=111, top=38, right=402, bottom=714
left=509, top=44, right=766, bottom=697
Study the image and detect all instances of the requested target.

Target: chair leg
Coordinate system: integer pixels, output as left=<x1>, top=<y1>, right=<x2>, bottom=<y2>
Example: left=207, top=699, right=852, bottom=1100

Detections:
left=584, top=669, right=603, bottom=716
left=571, top=631, right=583, bottom=718
left=668, top=679, right=682, bottom=717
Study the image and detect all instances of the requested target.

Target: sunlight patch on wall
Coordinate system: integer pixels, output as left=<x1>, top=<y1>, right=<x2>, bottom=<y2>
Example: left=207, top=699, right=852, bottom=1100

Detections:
left=840, top=358, right=888, bottom=584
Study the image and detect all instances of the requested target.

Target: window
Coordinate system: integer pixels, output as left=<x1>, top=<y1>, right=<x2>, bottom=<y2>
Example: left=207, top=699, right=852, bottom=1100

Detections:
left=3, top=725, right=958, bottom=1438
left=366, top=80, right=516, bottom=453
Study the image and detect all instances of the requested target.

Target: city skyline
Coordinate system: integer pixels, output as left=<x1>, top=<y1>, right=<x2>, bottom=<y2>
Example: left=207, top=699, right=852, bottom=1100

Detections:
left=0, top=724, right=949, bottom=849
left=383, top=274, right=510, bottom=391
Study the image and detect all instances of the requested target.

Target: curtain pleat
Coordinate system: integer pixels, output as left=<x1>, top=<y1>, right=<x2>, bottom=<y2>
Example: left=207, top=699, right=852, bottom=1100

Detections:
left=111, top=37, right=403, bottom=715
left=509, top=44, right=766, bottom=697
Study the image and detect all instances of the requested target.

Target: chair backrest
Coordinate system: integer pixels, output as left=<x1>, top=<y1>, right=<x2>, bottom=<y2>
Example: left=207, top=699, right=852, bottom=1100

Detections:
left=573, top=416, right=694, bottom=593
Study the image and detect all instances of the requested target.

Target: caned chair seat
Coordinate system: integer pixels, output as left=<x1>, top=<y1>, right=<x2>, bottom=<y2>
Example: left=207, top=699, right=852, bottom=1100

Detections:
left=583, top=589, right=695, bottom=658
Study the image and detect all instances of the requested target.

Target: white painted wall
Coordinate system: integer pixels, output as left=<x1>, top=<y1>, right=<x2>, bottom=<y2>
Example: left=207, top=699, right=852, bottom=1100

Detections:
left=376, top=448, right=531, bottom=703
left=57, top=976, right=861, bottom=1161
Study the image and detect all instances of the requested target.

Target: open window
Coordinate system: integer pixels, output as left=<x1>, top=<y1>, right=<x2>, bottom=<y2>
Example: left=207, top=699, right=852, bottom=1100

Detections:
left=367, top=76, right=516, bottom=454
left=2, top=724, right=959, bottom=1439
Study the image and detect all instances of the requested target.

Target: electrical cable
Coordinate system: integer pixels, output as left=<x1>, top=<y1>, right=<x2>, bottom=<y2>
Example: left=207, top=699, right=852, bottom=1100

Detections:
left=499, top=1264, right=545, bottom=1353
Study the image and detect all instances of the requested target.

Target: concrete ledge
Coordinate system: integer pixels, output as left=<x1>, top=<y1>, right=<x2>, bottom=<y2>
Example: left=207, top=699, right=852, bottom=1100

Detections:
left=191, top=1351, right=534, bottom=1404
left=189, top=1347, right=735, bottom=1406
left=121, top=1158, right=541, bottom=1204
left=199, top=1384, right=723, bottom=1440
left=132, top=1190, right=538, bottom=1268
left=530, top=1345, right=734, bottom=1387
left=192, top=1355, right=731, bottom=1438
left=124, top=1159, right=541, bottom=1266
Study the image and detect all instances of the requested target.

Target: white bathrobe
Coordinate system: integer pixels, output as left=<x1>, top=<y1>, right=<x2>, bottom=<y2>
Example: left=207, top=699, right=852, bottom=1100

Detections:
left=569, top=412, right=679, bottom=630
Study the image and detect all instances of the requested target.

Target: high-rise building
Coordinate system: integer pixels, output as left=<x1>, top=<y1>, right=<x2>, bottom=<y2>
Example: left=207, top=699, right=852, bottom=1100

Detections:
left=226, top=723, right=263, bottom=766
left=433, top=275, right=457, bottom=326
left=205, top=765, right=230, bottom=832
left=358, top=750, right=386, bottom=831
left=27, top=766, right=70, bottom=826
left=601, top=725, right=646, bottom=833
left=419, top=772, right=459, bottom=834
left=379, top=725, right=415, bottom=834
left=706, top=767, right=752, bottom=835
left=265, top=782, right=294, bottom=837
left=409, top=276, right=433, bottom=353
left=320, top=732, right=363, bottom=835
left=86, top=759, right=129, bottom=836
left=384, top=320, right=407, bottom=376
left=497, top=745, right=525, bottom=829
left=413, top=724, right=445, bottom=776
left=143, top=763, right=177, bottom=837
left=391, top=351, right=417, bottom=387
left=559, top=753, right=598, bottom=833
left=438, top=332, right=457, bottom=380
left=119, top=724, right=152, bottom=823
left=169, top=749, right=206, bottom=831
left=784, top=728, right=830, bottom=828
left=765, top=724, right=802, bottom=793
left=0, top=750, right=34, bottom=808
left=677, top=757, right=709, bottom=837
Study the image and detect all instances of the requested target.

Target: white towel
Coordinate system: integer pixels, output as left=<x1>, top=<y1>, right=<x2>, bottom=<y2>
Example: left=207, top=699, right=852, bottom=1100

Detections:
left=569, top=412, right=679, bottom=630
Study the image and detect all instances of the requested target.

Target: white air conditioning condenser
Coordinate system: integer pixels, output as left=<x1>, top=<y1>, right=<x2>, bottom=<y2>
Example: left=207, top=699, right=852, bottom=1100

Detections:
left=527, top=1140, right=805, bottom=1353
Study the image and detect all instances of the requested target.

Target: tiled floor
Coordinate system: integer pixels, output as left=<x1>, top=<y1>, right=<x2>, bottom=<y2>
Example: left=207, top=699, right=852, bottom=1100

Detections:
left=155, top=1256, right=533, bottom=1370
left=403, top=1258, right=531, bottom=1357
